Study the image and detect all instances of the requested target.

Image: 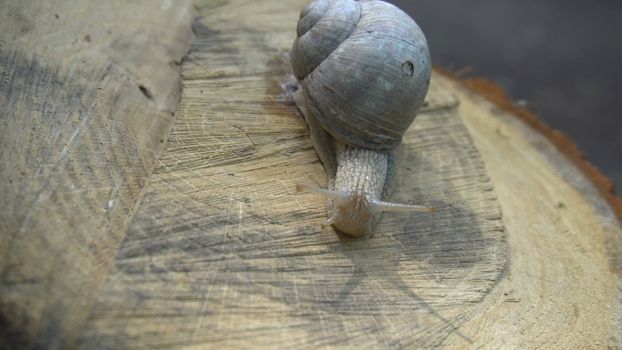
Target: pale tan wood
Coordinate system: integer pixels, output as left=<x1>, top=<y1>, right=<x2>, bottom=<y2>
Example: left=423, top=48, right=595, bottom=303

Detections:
left=1, top=0, right=621, bottom=349
left=0, top=1, right=195, bottom=348
left=80, top=78, right=505, bottom=349
left=441, top=79, right=622, bottom=349
left=78, top=1, right=507, bottom=349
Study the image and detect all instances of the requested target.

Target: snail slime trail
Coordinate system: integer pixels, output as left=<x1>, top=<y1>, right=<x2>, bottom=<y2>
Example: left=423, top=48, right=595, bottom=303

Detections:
left=290, top=0, right=434, bottom=237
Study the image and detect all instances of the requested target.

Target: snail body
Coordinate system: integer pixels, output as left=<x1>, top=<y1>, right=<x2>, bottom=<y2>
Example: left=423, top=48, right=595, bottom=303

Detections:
left=292, top=0, right=433, bottom=236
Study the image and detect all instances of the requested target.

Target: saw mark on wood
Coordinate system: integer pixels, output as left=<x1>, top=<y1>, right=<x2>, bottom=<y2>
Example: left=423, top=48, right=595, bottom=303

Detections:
left=0, top=0, right=197, bottom=347
left=79, top=1, right=508, bottom=348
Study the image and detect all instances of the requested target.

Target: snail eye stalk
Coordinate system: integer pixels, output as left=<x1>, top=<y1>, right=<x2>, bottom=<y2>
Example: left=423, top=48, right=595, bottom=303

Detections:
left=296, top=184, right=434, bottom=213
left=321, top=214, right=339, bottom=230
left=296, top=184, right=349, bottom=203
left=369, top=200, right=435, bottom=214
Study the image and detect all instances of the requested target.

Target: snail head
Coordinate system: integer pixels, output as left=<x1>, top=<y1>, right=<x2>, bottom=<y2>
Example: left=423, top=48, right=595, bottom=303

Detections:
left=297, top=184, right=434, bottom=236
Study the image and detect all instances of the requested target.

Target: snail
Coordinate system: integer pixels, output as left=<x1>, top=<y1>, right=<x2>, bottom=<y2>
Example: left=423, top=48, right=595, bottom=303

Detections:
left=291, top=0, right=434, bottom=237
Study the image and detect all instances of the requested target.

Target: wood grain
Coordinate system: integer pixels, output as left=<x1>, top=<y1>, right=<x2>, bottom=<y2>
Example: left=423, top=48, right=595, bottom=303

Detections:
left=80, top=1, right=505, bottom=348
left=2, top=0, right=620, bottom=348
left=442, top=79, right=621, bottom=348
left=0, top=1, right=195, bottom=348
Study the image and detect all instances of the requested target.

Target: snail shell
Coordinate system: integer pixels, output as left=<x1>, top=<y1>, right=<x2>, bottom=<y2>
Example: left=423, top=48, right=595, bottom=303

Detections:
left=291, top=0, right=433, bottom=236
left=291, top=0, right=431, bottom=150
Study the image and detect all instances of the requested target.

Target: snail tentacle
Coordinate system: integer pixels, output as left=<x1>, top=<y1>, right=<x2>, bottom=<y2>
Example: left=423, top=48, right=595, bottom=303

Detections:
left=290, top=0, right=433, bottom=236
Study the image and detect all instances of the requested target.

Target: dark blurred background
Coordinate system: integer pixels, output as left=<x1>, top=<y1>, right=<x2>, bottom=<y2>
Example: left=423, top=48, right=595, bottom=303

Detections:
left=390, top=0, right=622, bottom=191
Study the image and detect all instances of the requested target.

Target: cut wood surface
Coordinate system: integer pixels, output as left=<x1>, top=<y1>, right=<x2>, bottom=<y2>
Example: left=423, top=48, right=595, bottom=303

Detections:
left=81, top=35, right=506, bottom=350
left=0, top=1, right=195, bottom=348
left=0, top=0, right=620, bottom=349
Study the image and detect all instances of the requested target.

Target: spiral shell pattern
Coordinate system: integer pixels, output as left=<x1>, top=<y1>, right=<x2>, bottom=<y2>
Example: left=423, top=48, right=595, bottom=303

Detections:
left=291, top=0, right=431, bottom=150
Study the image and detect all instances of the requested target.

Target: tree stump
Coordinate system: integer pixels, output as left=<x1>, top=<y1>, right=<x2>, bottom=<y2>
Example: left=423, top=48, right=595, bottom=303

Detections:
left=0, top=0, right=620, bottom=349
